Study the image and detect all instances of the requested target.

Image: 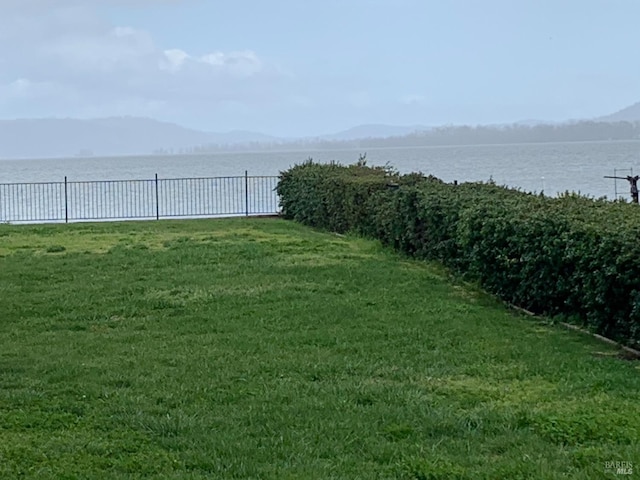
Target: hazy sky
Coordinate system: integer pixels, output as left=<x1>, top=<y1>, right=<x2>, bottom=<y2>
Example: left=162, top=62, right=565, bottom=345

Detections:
left=0, top=0, right=638, bottom=136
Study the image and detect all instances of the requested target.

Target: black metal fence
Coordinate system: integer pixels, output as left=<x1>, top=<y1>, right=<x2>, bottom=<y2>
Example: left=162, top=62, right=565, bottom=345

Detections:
left=0, top=172, right=280, bottom=223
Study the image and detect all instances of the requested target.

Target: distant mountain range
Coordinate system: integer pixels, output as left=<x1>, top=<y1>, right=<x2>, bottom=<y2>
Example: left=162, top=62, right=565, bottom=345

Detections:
left=0, top=117, right=433, bottom=159
left=599, top=102, right=640, bottom=122
left=1, top=101, right=639, bottom=159
left=0, top=117, right=280, bottom=159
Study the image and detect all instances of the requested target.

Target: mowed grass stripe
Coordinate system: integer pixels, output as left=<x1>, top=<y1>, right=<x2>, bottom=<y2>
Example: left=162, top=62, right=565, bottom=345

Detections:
left=0, top=218, right=638, bottom=479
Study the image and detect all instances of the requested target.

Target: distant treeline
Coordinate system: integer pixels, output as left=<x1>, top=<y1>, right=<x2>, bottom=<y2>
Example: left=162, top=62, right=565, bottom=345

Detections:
left=371, top=120, right=640, bottom=147
left=163, top=120, right=640, bottom=155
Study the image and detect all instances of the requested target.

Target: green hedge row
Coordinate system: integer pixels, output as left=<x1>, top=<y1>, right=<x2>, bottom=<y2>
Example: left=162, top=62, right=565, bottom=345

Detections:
left=276, top=160, right=640, bottom=347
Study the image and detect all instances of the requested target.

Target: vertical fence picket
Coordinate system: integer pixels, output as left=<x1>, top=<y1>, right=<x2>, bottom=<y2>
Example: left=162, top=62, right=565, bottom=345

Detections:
left=245, top=171, right=249, bottom=217
left=64, top=176, right=68, bottom=223
left=155, top=174, right=160, bottom=220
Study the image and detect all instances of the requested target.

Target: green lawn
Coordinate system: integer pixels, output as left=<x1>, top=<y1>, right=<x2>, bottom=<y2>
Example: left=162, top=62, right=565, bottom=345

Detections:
left=0, top=218, right=638, bottom=479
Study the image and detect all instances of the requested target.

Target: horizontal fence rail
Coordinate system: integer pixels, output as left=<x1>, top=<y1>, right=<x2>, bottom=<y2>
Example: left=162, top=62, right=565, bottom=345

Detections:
left=0, top=172, right=280, bottom=224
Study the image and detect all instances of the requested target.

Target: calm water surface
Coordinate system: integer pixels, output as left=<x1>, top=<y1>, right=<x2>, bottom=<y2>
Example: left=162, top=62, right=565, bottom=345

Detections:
left=1, top=141, right=639, bottom=200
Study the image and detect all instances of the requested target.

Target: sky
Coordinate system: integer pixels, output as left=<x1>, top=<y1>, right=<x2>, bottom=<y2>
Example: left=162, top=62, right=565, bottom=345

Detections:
left=0, top=0, right=638, bottom=137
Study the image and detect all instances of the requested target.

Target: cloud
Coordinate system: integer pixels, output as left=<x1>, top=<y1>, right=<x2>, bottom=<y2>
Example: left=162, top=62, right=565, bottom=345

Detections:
left=0, top=1, right=289, bottom=121
left=160, top=49, right=264, bottom=78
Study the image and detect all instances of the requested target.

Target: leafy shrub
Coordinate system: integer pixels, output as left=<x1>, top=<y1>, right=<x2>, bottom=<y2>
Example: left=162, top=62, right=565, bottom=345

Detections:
left=277, top=160, right=640, bottom=347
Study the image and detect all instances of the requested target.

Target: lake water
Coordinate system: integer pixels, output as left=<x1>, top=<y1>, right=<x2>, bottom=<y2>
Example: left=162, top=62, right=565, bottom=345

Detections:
left=1, top=140, right=639, bottom=200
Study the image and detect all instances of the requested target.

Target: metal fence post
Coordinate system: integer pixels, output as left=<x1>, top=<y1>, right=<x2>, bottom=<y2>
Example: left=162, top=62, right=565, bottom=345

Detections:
left=155, top=173, right=160, bottom=220
left=64, top=176, right=68, bottom=223
left=245, top=170, right=249, bottom=217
